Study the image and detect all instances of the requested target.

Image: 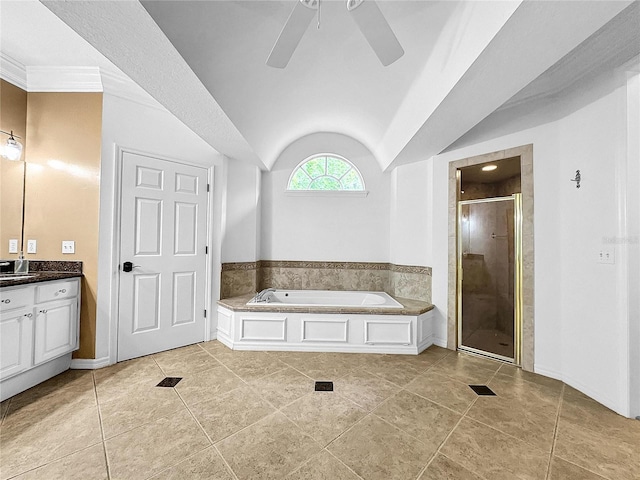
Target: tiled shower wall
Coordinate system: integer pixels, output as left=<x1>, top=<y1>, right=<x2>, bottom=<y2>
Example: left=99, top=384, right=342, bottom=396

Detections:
left=220, top=261, right=432, bottom=303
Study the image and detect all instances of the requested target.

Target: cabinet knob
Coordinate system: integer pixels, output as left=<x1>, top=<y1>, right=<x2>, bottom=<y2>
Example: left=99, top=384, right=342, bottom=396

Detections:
left=1, top=299, right=10, bottom=304
left=39, top=309, right=47, bottom=314
left=55, top=288, right=67, bottom=296
left=24, top=313, right=32, bottom=318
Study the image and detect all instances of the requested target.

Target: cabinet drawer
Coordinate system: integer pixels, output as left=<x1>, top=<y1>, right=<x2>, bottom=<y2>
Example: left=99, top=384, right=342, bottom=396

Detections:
left=0, top=285, right=35, bottom=312
left=36, top=279, right=79, bottom=303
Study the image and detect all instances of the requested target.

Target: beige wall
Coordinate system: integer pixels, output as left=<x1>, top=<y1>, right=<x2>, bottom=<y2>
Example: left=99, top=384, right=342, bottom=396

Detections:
left=24, top=92, right=102, bottom=358
left=0, top=79, right=28, bottom=250
left=2, top=85, right=102, bottom=359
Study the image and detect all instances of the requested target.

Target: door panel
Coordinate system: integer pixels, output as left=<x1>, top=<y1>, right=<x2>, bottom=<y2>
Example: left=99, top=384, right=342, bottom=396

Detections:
left=34, top=300, right=77, bottom=365
left=458, top=197, right=517, bottom=362
left=174, top=202, right=197, bottom=254
left=118, top=151, right=208, bottom=361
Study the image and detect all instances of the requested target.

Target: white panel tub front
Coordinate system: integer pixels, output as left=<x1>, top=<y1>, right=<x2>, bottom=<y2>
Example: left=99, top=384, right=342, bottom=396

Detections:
left=364, top=319, right=412, bottom=345
left=302, top=318, right=349, bottom=343
left=240, top=316, right=287, bottom=342
left=217, top=308, right=232, bottom=336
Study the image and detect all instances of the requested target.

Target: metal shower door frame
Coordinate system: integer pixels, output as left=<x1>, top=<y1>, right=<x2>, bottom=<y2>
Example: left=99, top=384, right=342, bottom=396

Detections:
left=456, top=194, right=523, bottom=365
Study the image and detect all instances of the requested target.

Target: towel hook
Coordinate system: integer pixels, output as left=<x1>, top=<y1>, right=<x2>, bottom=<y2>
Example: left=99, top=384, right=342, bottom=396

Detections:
left=570, top=170, right=581, bottom=188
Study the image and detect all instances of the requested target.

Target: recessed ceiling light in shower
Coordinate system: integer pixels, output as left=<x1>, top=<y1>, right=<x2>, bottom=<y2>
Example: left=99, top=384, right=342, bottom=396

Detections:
left=482, top=165, right=498, bottom=172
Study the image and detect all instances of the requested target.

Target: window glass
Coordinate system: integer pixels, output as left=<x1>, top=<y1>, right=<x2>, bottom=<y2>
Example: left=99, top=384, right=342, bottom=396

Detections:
left=287, top=155, right=365, bottom=191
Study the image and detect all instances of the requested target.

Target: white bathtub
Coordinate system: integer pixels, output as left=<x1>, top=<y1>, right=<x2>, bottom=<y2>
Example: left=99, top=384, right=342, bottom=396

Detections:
left=218, top=290, right=435, bottom=355
left=247, top=290, right=404, bottom=308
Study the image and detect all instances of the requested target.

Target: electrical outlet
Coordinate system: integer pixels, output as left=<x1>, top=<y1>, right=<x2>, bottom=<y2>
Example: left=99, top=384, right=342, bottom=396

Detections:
left=62, top=240, right=75, bottom=254
left=27, top=239, right=37, bottom=254
left=8, top=239, right=18, bottom=254
left=597, top=248, right=615, bottom=264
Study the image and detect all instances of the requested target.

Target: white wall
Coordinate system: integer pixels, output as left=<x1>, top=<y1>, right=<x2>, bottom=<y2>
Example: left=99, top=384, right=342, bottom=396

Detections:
left=221, top=158, right=261, bottom=263
left=389, top=160, right=433, bottom=267
left=418, top=66, right=635, bottom=416
left=96, top=92, right=223, bottom=362
left=260, top=132, right=390, bottom=262
left=625, top=69, right=640, bottom=419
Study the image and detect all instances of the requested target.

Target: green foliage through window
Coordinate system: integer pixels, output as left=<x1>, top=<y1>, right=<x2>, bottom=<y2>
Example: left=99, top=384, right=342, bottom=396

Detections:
left=287, top=155, right=365, bottom=191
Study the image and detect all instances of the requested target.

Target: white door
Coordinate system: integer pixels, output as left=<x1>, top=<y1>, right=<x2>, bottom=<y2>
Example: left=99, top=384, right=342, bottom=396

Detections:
left=118, top=151, right=208, bottom=361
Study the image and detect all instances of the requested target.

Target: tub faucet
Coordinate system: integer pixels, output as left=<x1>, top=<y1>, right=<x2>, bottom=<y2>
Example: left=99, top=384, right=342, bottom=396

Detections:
left=255, top=288, right=276, bottom=303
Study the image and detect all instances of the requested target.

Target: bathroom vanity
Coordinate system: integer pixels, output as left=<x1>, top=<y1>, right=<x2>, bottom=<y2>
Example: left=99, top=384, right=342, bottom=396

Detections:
left=0, top=276, right=81, bottom=401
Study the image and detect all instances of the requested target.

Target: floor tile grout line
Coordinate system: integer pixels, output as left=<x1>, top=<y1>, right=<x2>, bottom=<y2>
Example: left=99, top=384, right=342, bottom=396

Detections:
left=323, top=409, right=379, bottom=450
left=368, top=408, right=438, bottom=450
left=551, top=455, right=612, bottom=480
left=415, top=362, right=502, bottom=479
left=404, top=386, right=473, bottom=417
left=0, top=397, right=11, bottom=426
left=438, top=452, right=492, bottom=480
left=277, top=390, right=370, bottom=449
left=98, top=388, right=187, bottom=442
left=454, top=367, right=561, bottom=455
left=3, top=441, right=107, bottom=480
left=92, top=371, right=112, bottom=480
left=545, top=383, right=565, bottom=480
left=212, top=443, right=241, bottom=480
left=168, top=386, right=241, bottom=480
left=323, top=448, right=366, bottom=480
left=414, top=395, right=480, bottom=479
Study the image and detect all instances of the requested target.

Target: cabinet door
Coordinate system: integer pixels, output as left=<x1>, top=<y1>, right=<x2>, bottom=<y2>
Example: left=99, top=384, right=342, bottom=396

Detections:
left=0, top=308, right=34, bottom=380
left=34, top=299, right=78, bottom=366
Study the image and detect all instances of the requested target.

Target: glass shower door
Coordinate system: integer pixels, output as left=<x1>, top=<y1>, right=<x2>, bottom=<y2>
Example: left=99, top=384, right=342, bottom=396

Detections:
left=458, top=195, right=521, bottom=363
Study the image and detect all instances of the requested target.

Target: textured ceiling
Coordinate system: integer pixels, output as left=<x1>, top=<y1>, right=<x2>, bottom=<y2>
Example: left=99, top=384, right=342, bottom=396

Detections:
left=2, top=0, right=636, bottom=170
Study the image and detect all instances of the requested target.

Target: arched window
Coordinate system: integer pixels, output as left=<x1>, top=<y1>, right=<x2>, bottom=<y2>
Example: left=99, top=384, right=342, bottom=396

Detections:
left=287, top=154, right=365, bottom=191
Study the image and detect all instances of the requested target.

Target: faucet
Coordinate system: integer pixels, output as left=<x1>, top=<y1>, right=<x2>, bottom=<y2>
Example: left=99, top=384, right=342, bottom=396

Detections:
left=254, top=288, right=276, bottom=303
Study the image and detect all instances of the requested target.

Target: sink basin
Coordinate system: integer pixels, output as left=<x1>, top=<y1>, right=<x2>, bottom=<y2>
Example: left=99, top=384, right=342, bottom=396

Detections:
left=0, top=275, right=35, bottom=281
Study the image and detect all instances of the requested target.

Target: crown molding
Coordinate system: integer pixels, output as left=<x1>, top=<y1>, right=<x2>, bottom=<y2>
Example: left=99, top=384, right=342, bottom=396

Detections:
left=26, top=66, right=103, bottom=92
left=0, top=53, right=28, bottom=90
left=100, top=69, right=168, bottom=112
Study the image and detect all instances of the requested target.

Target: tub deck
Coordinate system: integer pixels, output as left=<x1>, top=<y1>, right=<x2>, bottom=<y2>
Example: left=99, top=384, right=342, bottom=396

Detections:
left=216, top=293, right=436, bottom=355
left=218, top=293, right=433, bottom=315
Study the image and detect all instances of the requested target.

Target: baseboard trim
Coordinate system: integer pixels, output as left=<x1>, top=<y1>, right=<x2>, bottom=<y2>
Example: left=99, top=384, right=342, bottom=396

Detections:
left=535, top=364, right=627, bottom=417
left=70, top=356, right=111, bottom=370
left=431, top=336, right=447, bottom=348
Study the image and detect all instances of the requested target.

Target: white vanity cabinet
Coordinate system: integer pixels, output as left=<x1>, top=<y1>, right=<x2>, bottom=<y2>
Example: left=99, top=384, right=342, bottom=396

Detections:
left=33, top=279, right=79, bottom=365
left=0, top=277, right=80, bottom=401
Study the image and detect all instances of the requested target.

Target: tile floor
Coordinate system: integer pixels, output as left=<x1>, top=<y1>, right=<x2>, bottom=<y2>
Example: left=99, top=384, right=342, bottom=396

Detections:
left=1, top=342, right=638, bottom=480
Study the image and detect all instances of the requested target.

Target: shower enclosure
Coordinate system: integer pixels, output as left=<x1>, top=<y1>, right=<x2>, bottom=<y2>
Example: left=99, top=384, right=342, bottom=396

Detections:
left=457, top=194, right=522, bottom=364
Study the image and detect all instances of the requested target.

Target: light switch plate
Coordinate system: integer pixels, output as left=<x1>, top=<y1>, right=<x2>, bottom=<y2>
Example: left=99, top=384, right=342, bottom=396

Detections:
left=62, top=240, right=75, bottom=254
left=8, top=239, right=18, bottom=254
left=27, top=239, right=37, bottom=254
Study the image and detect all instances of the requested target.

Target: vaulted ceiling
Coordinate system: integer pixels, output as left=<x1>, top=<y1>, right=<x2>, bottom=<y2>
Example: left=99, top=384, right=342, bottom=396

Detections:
left=2, top=1, right=638, bottom=171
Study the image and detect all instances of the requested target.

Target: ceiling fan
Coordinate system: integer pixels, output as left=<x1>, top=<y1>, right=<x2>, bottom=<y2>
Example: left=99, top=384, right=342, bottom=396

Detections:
left=267, top=0, right=404, bottom=68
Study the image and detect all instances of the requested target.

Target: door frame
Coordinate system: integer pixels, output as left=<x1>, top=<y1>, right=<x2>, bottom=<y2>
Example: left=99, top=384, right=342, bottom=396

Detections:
left=108, top=146, right=214, bottom=365
left=456, top=194, right=523, bottom=365
left=447, top=144, right=534, bottom=371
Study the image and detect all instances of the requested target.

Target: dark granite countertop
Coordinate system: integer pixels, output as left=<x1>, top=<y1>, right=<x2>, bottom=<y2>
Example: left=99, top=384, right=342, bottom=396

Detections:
left=217, top=293, right=434, bottom=316
left=0, top=271, right=83, bottom=288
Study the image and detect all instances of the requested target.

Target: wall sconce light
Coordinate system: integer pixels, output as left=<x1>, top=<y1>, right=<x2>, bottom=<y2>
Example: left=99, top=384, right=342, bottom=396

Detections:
left=0, top=130, right=24, bottom=161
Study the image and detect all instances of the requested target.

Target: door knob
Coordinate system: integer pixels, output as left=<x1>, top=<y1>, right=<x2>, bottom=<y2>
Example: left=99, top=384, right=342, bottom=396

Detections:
left=122, top=262, right=141, bottom=272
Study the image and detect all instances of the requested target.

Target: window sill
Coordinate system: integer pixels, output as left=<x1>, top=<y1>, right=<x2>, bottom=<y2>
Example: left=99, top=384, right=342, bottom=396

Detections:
left=285, top=190, right=369, bottom=198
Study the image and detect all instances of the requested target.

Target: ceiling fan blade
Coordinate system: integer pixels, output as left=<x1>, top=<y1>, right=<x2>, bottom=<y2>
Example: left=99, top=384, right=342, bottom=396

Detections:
left=347, top=0, right=404, bottom=66
left=267, top=0, right=318, bottom=68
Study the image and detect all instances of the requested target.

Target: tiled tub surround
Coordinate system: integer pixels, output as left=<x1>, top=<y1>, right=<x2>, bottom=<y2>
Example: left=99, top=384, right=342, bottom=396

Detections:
left=221, top=261, right=432, bottom=303
left=217, top=293, right=435, bottom=355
